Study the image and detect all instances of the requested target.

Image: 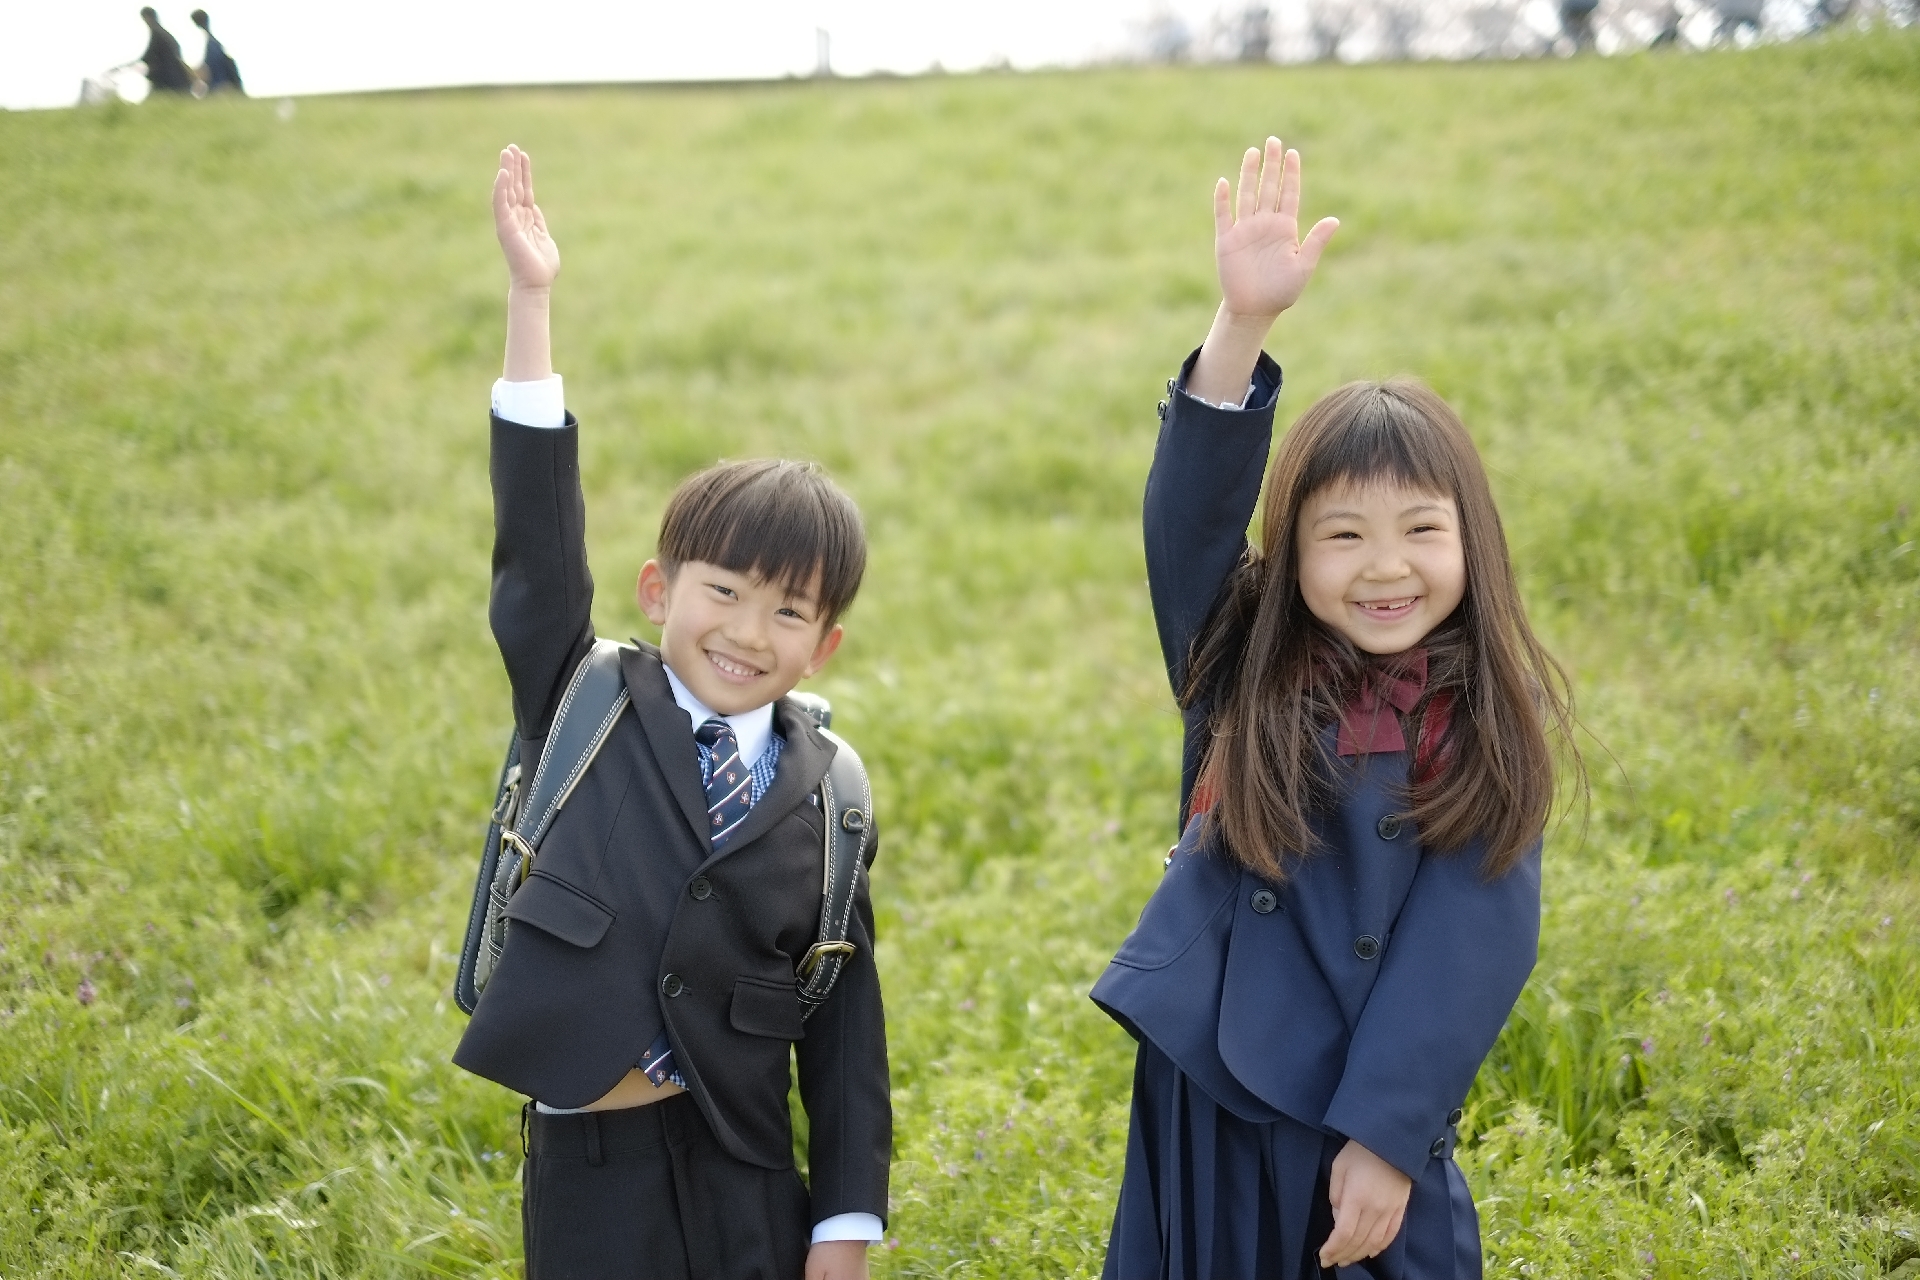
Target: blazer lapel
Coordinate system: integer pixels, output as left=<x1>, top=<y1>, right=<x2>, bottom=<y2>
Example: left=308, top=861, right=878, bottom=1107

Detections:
left=698, top=698, right=835, bottom=867
left=620, top=643, right=713, bottom=846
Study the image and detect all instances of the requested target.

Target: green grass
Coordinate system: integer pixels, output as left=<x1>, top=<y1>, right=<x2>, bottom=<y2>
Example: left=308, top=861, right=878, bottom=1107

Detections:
left=3, top=30, right=1918, bottom=1278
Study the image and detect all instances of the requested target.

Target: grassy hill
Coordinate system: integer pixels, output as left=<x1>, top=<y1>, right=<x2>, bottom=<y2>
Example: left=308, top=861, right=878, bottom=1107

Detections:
left=2, top=31, right=1917, bottom=1278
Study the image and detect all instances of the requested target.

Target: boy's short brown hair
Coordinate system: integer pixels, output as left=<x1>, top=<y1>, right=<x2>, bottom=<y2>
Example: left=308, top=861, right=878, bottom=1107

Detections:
left=657, top=459, right=866, bottom=627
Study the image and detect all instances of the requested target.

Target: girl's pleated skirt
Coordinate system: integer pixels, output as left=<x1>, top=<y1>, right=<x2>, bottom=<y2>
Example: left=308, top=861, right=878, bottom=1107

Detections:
left=1103, top=1042, right=1483, bottom=1280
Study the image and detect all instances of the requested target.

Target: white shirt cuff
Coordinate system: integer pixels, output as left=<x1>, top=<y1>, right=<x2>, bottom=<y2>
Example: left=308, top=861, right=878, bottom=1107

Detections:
left=490, top=375, right=566, bottom=429
left=809, top=1212, right=884, bottom=1244
left=1187, top=379, right=1257, bottom=411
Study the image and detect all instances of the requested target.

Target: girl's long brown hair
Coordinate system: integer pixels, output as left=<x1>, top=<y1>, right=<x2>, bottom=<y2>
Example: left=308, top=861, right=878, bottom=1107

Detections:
left=1184, top=378, right=1578, bottom=881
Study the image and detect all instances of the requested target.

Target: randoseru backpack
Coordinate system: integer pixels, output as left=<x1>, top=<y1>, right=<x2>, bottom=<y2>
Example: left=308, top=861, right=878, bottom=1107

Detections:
left=454, top=639, right=871, bottom=1020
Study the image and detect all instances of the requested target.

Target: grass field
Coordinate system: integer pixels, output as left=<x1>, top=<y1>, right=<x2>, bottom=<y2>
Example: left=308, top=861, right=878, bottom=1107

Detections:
left=3, top=30, right=1918, bottom=1279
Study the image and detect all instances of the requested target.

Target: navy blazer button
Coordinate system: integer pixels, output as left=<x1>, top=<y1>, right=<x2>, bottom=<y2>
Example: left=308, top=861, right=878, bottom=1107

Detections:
left=661, top=974, right=684, bottom=998
left=689, top=877, right=712, bottom=901
left=1157, top=400, right=1169, bottom=418
left=1376, top=813, right=1404, bottom=841
left=1430, top=1137, right=1447, bottom=1158
left=1353, top=934, right=1381, bottom=960
left=1250, top=889, right=1278, bottom=915
left=1448, top=1107, right=1463, bottom=1126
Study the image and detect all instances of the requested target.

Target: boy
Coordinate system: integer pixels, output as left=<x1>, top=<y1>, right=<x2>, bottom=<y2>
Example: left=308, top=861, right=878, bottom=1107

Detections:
left=453, top=145, right=889, bottom=1280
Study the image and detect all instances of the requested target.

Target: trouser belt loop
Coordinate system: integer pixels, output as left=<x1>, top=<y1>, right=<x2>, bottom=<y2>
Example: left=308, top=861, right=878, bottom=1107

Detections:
left=584, top=1111, right=605, bottom=1168
left=520, top=1101, right=532, bottom=1159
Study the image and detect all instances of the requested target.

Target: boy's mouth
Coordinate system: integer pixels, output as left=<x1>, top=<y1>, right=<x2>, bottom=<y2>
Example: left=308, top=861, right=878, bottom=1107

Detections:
left=1353, top=596, right=1420, bottom=622
left=706, top=649, right=768, bottom=682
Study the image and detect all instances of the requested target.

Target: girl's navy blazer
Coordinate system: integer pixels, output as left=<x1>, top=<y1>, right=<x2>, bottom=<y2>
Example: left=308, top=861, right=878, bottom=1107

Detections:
left=1089, top=351, right=1541, bottom=1183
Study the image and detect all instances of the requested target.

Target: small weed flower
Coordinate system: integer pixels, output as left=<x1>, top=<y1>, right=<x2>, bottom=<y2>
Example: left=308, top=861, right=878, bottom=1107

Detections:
left=1641, top=1037, right=1655, bottom=1058
left=76, top=978, right=97, bottom=1006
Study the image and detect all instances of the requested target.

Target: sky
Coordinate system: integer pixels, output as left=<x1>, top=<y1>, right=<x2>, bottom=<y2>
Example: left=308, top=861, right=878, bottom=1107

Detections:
left=3, top=0, right=1252, bottom=111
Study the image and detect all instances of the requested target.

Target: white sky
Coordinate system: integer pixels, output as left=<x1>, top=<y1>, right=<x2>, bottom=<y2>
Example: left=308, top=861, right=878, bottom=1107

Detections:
left=3, top=0, right=1252, bottom=110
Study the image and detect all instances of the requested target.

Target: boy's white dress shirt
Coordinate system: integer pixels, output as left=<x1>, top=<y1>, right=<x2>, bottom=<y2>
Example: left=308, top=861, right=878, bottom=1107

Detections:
left=496, top=376, right=883, bottom=1247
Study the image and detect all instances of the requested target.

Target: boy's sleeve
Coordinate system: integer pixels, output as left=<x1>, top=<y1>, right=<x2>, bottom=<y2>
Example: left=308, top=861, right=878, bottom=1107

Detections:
left=1319, top=842, right=1543, bottom=1180
left=489, top=409, right=596, bottom=739
left=491, top=375, right=566, bottom=430
left=793, top=822, right=891, bottom=1227
left=1142, top=348, right=1283, bottom=696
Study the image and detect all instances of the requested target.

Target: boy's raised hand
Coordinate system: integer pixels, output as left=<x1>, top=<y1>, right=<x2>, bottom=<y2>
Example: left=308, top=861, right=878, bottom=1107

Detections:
left=1213, top=137, right=1337, bottom=323
left=493, top=144, right=559, bottom=292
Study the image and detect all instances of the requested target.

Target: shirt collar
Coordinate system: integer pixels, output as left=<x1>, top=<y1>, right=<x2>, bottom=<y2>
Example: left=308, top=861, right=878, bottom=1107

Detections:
left=660, top=664, right=776, bottom=768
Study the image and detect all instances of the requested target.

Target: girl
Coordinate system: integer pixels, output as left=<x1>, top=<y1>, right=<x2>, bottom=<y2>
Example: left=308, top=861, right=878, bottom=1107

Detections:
left=1090, top=138, right=1575, bottom=1279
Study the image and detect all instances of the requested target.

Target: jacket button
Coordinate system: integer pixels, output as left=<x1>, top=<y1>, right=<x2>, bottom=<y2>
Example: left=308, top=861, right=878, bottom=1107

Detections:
left=1376, top=813, right=1403, bottom=841
left=1157, top=399, right=1169, bottom=418
left=1448, top=1107, right=1463, bottom=1126
left=661, top=974, right=684, bottom=998
left=1353, top=935, right=1381, bottom=960
left=1430, top=1137, right=1447, bottom=1158
left=1250, top=889, right=1278, bottom=915
left=689, top=876, right=712, bottom=901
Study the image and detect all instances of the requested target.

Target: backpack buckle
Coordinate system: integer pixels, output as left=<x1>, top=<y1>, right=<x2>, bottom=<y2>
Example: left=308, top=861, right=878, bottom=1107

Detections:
left=797, top=940, right=856, bottom=979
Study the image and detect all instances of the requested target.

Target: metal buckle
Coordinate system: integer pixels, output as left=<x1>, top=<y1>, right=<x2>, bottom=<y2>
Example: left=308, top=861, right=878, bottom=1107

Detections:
left=797, top=940, right=856, bottom=979
left=500, top=829, right=536, bottom=886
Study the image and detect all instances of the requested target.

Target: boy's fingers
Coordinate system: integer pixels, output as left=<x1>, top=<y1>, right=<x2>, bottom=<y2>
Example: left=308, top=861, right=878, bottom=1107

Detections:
left=1236, top=146, right=1260, bottom=223
left=1279, top=147, right=1301, bottom=220
left=1256, top=136, right=1282, bottom=213
left=1212, top=177, right=1232, bottom=238
left=520, top=147, right=536, bottom=207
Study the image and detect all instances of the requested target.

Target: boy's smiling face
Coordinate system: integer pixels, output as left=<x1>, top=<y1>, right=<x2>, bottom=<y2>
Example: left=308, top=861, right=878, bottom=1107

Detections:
left=1295, top=479, right=1466, bottom=654
left=636, top=559, right=843, bottom=716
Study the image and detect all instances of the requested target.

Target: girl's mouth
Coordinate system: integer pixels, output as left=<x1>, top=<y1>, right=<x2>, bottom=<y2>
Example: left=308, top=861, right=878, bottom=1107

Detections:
left=1352, top=597, right=1420, bottom=622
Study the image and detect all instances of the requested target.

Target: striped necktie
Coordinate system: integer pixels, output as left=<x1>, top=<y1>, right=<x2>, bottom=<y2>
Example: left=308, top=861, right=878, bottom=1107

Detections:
left=694, top=718, right=755, bottom=851
left=639, top=716, right=756, bottom=1090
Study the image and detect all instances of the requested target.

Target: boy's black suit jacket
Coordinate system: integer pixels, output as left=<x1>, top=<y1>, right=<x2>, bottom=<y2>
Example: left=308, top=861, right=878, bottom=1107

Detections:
left=453, top=415, right=891, bottom=1224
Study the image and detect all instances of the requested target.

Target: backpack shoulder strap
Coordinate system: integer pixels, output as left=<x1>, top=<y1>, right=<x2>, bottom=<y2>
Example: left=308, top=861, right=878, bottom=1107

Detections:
left=515, top=637, right=632, bottom=847
left=455, top=637, right=631, bottom=1015
left=796, top=725, right=872, bottom=1020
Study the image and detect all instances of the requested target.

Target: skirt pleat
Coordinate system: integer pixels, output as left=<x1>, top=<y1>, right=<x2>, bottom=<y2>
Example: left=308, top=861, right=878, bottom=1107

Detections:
left=1104, top=1042, right=1482, bottom=1280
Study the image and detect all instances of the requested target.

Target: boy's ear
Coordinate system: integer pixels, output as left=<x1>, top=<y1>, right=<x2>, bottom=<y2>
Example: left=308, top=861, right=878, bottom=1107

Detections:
left=636, top=560, right=671, bottom=626
left=801, top=623, right=844, bottom=679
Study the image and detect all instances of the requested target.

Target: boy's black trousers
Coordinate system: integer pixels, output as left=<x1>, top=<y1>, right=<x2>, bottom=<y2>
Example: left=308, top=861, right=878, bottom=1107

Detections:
left=523, top=1095, right=811, bottom=1280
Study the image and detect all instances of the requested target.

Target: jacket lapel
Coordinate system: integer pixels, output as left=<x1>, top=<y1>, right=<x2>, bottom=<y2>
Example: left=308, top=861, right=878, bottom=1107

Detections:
left=698, top=698, right=835, bottom=867
left=620, top=643, right=713, bottom=846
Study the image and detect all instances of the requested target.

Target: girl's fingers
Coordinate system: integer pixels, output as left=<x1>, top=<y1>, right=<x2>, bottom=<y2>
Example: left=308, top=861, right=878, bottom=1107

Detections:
left=520, top=147, right=536, bottom=208
left=1278, top=147, right=1301, bottom=221
left=1298, top=216, right=1341, bottom=269
left=1213, top=176, right=1233, bottom=238
left=1235, top=146, right=1260, bottom=223
left=1255, top=136, right=1283, bottom=214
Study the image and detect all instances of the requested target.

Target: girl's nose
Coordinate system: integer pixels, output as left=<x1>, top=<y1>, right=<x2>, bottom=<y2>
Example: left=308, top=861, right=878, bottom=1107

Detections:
left=1362, top=552, right=1412, bottom=581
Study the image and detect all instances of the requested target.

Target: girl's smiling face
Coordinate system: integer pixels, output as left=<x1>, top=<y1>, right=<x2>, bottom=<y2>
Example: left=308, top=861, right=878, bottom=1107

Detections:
left=1295, top=479, right=1467, bottom=654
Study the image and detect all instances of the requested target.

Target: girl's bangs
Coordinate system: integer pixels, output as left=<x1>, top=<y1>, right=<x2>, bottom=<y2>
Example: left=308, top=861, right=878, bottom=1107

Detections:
left=1298, top=389, right=1456, bottom=502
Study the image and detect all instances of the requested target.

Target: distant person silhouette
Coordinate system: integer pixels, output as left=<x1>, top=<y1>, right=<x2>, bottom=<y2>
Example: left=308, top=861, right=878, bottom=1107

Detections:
left=191, top=10, right=244, bottom=94
left=138, top=7, right=194, bottom=96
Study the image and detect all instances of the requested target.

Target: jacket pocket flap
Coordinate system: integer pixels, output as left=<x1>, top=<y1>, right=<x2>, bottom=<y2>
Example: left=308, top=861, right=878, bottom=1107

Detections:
left=730, top=976, right=805, bottom=1041
left=505, top=872, right=615, bottom=948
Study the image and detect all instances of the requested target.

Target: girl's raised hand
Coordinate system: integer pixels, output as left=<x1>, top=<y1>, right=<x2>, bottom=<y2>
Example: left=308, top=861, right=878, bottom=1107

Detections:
left=493, top=144, right=560, bottom=292
left=1213, top=137, right=1338, bottom=322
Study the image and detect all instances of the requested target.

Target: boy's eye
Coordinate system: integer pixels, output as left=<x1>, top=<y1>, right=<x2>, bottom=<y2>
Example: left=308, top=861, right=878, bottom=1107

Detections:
left=776, top=606, right=804, bottom=620
left=709, top=584, right=738, bottom=599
